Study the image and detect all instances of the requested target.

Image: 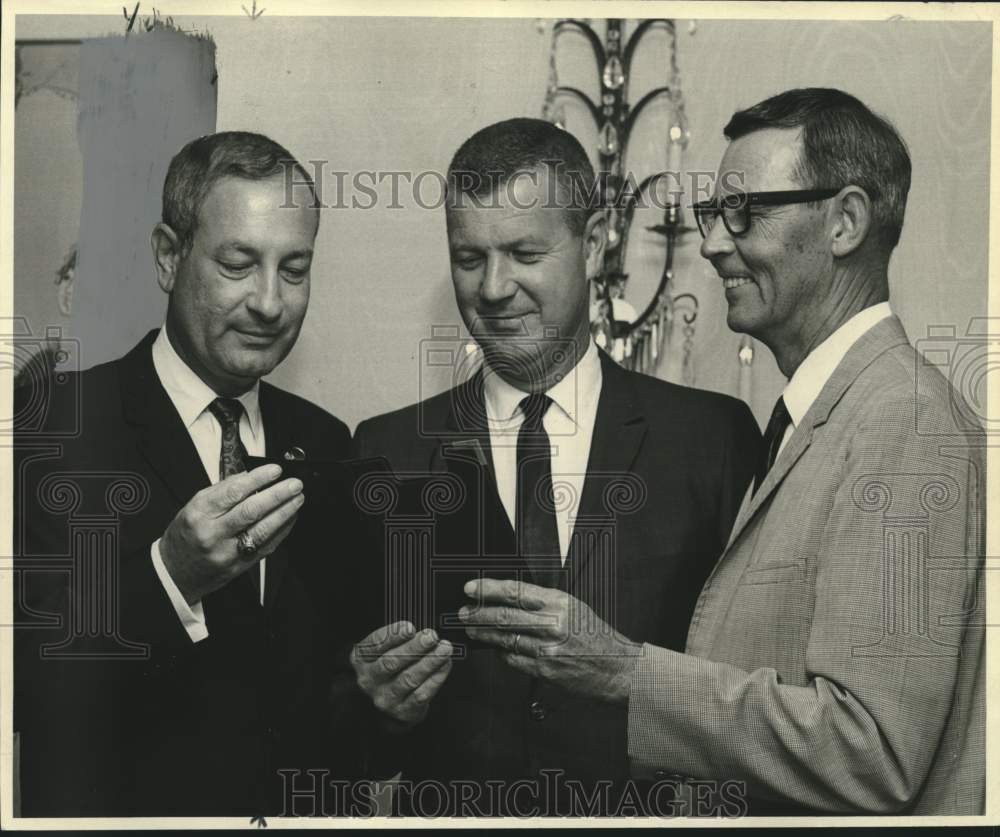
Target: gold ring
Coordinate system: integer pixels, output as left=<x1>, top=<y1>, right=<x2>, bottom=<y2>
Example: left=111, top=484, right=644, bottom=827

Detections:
left=237, top=530, right=257, bottom=556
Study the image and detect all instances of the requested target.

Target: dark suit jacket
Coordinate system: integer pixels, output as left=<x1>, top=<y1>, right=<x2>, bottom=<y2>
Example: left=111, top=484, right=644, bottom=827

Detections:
left=14, top=330, right=368, bottom=817
left=353, top=350, right=760, bottom=814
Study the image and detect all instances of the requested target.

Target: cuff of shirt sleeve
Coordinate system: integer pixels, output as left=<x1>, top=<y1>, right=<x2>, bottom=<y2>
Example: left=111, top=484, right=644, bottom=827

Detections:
left=151, top=538, right=209, bottom=643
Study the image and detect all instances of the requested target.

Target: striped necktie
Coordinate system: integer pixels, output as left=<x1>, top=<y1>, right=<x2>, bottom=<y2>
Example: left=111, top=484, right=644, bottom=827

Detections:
left=207, top=397, right=260, bottom=596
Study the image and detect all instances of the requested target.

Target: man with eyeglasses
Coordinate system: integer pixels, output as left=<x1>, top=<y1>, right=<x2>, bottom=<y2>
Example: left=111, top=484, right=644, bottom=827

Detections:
left=655, top=86, right=984, bottom=815
left=466, top=88, right=984, bottom=815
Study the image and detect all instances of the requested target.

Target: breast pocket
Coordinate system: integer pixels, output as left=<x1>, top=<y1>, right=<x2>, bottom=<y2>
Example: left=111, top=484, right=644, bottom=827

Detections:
left=742, top=561, right=805, bottom=585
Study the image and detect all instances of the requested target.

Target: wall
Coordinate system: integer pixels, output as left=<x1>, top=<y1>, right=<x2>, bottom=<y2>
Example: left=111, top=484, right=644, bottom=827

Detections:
left=73, top=30, right=217, bottom=369
left=15, top=15, right=992, bottom=430
left=13, top=42, right=81, bottom=359
left=15, top=20, right=217, bottom=372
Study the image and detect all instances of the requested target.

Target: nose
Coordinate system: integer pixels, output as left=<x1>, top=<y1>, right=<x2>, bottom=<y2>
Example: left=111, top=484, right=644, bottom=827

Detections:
left=479, top=254, right=517, bottom=305
left=246, top=267, right=283, bottom=322
left=699, top=217, right=736, bottom=262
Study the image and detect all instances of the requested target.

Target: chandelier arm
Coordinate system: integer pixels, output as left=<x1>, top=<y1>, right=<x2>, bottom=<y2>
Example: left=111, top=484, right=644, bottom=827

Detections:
left=671, top=293, right=700, bottom=325
left=616, top=172, right=676, bottom=335
left=616, top=171, right=663, bottom=264
left=553, top=85, right=603, bottom=126
left=623, top=18, right=674, bottom=75
left=625, top=225, right=676, bottom=335
left=623, top=86, right=672, bottom=136
left=554, top=19, right=606, bottom=71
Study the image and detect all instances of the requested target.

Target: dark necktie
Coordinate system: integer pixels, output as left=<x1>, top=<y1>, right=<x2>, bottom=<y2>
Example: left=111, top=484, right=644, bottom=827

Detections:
left=753, top=395, right=792, bottom=496
left=516, top=393, right=562, bottom=589
left=207, top=397, right=260, bottom=596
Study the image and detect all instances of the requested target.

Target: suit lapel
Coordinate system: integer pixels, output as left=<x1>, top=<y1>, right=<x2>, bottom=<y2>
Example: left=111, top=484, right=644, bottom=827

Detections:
left=723, top=315, right=912, bottom=551
left=438, top=372, right=497, bottom=472
left=566, top=351, right=647, bottom=589
left=723, top=422, right=815, bottom=551
left=258, top=382, right=307, bottom=609
left=120, top=330, right=210, bottom=507
left=436, top=373, right=516, bottom=558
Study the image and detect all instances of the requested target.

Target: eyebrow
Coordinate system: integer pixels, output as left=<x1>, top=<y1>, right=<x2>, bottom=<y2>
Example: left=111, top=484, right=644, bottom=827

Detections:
left=449, top=236, right=547, bottom=253
left=214, top=243, right=313, bottom=260
left=502, top=237, right=547, bottom=249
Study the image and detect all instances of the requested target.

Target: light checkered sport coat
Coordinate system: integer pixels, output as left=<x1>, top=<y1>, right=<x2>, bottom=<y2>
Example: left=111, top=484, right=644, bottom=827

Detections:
left=627, top=316, right=985, bottom=815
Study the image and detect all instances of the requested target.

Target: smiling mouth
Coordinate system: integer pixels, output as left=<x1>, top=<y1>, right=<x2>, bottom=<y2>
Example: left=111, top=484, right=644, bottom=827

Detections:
left=479, top=313, right=536, bottom=327
left=236, top=329, right=281, bottom=341
left=722, top=276, right=754, bottom=290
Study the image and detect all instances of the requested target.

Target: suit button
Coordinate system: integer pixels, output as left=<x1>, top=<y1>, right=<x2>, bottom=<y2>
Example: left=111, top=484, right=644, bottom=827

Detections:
left=528, top=700, right=547, bottom=721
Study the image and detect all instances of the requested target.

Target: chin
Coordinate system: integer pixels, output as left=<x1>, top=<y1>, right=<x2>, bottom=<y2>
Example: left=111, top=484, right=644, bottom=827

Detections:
left=226, top=352, right=282, bottom=382
left=725, top=305, right=760, bottom=336
left=480, top=340, right=546, bottom=385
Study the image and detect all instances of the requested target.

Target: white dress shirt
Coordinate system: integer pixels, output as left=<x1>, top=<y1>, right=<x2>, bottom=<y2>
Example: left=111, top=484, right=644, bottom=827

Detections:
left=777, top=302, right=893, bottom=457
left=483, top=339, right=603, bottom=564
left=149, top=326, right=266, bottom=643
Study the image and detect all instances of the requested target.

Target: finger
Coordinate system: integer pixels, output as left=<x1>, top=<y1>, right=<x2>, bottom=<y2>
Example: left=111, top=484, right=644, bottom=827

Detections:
left=395, top=648, right=453, bottom=711
left=355, top=622, right=417, bottom=661
left=236, top=493, right=304, bottom=555
left=201, top=464, right=284, bottom=515
left=251, top=491, right=314, bottom=557
left=223, top=478, right=303, bottom=535
left=465, top=626, right=539, bottom=657
left=369, top=629, right=442, bottom=682
left=458, top=604, right=552, bottom=633
left=464, top=577, right=548, bottom=610
left=252, top=513, right=297, bottom=559
left=219, top=477, right=304, bottom=536
left=386, top=639, right=453, bottom=701
left=503, top=651, right=537, bottom=677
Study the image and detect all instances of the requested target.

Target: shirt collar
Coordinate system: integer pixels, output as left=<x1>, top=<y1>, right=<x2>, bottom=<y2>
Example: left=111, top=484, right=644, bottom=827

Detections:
left=483, top=338, right=602, bottom=427
left=151, top=326, right=263, bottom=440
left=782, top=302, right=892, bottom=428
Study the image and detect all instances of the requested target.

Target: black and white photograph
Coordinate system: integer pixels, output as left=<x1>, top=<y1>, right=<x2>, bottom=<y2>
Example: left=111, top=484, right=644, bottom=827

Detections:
left=1, top=0, right=994, bottom=827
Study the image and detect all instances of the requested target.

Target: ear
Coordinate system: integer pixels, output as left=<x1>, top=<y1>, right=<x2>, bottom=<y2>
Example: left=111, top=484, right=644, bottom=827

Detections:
left=830, top=186, right=872, bottom=258
left=582, top=209, right=607, bottom=282
left=151, top=223, right=183, bottom=293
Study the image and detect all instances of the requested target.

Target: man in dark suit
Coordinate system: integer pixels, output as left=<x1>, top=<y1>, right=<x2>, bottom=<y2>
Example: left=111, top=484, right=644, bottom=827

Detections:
left=350, top=118, right=760, bottom=816
left=14, top=131, right=366, bottom=816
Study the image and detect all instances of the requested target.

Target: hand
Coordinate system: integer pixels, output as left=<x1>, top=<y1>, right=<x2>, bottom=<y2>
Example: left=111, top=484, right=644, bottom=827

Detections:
left=459, top=578, right=643, bottom=706
left=160, top=463, right=303, bottom=605
left=350, top=621, right=453, bottom=731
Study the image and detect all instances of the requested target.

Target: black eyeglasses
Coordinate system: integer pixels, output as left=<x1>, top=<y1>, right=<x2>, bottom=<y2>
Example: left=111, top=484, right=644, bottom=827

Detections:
left=692, top=188, right=842, bottom=238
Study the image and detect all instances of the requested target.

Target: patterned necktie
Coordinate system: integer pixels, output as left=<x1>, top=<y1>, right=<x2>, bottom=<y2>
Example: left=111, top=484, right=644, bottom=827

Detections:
left=516, top=393, right=562, bottom=589
left=753, top=395, right=792, bottom=496
left=207, top=397, right=260, bottom=596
